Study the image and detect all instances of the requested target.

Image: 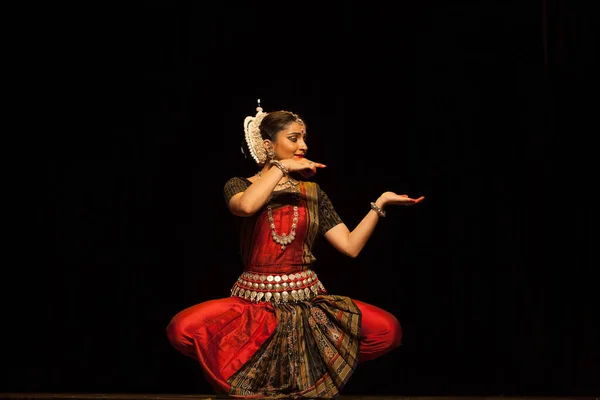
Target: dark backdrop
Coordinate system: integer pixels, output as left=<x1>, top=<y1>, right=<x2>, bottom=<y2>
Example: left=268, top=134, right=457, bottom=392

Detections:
left=8, top=0, right=598, bottom=397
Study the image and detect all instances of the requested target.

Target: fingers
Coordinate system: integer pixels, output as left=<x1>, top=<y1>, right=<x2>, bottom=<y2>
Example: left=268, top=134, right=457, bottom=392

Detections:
left=404, top=196, right=425, bottom=205
left=306, top=160, right=326, bottom=169
left=389, top=195, right=425, bottom=206
left=287, top=158, right=325, bottom=178
left=303, top=160, right=326, bottom=177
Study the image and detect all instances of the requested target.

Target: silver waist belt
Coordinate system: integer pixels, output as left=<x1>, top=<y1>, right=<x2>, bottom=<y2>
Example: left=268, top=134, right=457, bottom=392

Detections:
left=230, top=269, right=326, bottom=304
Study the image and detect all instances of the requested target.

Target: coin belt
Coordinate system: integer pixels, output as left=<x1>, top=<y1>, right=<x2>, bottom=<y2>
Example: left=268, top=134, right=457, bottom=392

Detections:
left=230, top=269, right=326, bottom=304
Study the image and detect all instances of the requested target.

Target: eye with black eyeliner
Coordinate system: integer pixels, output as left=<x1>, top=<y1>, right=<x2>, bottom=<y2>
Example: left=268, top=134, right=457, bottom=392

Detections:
left=287, top=132, right=307, bottom=143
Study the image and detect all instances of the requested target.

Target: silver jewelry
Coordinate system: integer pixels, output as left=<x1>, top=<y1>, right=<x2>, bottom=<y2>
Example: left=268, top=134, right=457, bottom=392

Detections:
left=243, top=99, right=269, bottom=165
left=255, top=168, right=300, bottom=250
left=230, top=269, right=326, bottom=304
left=370, top=202, right=386, bottom=217
left=255, top=171, right=299, bottom=191
left=273, top=179, right=299, bottom=191
left=267, top=204, right=298, bottom=250
left=269, top=159, right=289, bottom=175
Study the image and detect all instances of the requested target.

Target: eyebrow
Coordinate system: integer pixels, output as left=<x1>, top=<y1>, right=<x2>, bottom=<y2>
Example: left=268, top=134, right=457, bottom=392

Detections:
left=286, top=131, right=307, bottom=136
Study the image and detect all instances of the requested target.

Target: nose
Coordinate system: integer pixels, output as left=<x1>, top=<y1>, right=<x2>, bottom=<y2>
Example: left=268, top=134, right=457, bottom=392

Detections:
left=298, top=138, right=308, bottom=151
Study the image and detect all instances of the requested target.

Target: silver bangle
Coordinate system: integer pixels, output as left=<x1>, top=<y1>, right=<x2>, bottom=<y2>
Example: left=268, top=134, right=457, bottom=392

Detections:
left=370, top=202, right=386, bottom=217
left=269, top=159, right=289, bottom=175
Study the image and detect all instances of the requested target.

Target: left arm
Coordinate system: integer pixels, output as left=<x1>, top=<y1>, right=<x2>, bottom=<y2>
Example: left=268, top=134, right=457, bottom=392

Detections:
left=324, top=192, right=425, bottom=258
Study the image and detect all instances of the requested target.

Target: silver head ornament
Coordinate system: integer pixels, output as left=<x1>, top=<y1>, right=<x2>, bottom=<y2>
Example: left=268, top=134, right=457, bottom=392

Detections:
left=243, top=99, right=269, bottom=165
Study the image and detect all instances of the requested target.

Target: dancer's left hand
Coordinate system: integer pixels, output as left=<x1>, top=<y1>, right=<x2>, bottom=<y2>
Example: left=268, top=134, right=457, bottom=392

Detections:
left=378, top=192, right=425, bottom=207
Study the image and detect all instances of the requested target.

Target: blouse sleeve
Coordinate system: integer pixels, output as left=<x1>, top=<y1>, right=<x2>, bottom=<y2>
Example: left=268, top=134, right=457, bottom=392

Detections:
left=223, top=177, right=250, bottom=205
left=317, top=185, right=343, bottom=235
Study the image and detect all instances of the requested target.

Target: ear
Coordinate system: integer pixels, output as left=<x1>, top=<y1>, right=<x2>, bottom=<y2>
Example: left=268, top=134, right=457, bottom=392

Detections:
left=263, top=139, right=273, bottom=150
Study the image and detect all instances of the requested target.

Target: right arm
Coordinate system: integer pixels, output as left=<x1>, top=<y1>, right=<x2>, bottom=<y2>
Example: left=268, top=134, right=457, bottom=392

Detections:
left=228, top=166, right=285, bottom=217
left=228, top=158, right=326, bottom=217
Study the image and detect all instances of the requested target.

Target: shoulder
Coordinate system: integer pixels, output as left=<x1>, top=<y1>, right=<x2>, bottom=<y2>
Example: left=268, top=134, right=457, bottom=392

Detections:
left=223, top=177, right=251, bottom=203
left=224, top=176, right=251, bottom=189
left=307, top=181, right=326, bottom=195
left=301, top=180, right=322, bottom=194
left=302, top=181, right=330, bottom=202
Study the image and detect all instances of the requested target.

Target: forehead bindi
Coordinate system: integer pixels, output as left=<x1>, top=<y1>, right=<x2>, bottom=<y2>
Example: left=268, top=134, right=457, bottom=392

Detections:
left=281, top=122, right=307, bottom=136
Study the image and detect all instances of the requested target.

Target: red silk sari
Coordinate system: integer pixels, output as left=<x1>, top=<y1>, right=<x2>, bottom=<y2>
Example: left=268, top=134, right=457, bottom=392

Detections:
left=167, top=180, right=400, bottom=398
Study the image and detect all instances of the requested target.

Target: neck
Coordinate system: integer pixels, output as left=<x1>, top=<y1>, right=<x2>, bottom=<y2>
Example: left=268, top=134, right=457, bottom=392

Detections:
left=258, top=166, right=286, bottom=180
left=256, top=168, right=298, bottom=186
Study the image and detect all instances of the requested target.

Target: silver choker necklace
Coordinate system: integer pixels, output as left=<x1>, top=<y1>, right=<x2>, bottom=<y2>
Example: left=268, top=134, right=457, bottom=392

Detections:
left=255, top=171, right=299, bottom=191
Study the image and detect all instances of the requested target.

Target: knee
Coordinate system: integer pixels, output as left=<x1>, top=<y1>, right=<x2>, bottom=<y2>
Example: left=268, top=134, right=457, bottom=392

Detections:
left=375, top=313, right=402, bottom=353
left=166, top=314, right=191, bottom=348
left=374, top=312, right=402, bottom=349
left=388, top=315, right=403, bottom=348
left=358, top=311, right=403, bottom=363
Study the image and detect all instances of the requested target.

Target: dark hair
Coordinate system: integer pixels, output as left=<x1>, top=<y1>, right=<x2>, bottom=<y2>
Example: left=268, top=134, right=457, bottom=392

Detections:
left=259, top=110, right=306, bottom=141
left=239, top=110, right=306, bottom=164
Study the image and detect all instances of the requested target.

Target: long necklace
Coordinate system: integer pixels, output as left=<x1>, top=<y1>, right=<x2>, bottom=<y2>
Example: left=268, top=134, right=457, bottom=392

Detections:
left=255, top=170, right=300, bottom=250
left=267, top=204, right=298, bottom=250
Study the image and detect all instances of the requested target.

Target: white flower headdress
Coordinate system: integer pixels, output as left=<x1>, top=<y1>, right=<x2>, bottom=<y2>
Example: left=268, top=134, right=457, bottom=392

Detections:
left=243, top=99, right=269, bottom=165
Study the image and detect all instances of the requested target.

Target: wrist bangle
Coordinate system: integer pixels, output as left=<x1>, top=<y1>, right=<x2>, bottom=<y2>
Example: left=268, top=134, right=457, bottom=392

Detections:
left=269, top=159, right=289, bottom=175
left=370, top=202, right=386, bottom=217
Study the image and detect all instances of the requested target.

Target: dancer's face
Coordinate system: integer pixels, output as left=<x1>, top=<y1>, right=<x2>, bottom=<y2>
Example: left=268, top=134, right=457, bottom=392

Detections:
left=270, top=121, right=308, bottom=160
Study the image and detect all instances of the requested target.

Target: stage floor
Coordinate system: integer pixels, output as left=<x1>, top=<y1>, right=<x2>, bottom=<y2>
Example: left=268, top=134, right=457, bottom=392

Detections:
left=0, top=395, right=595, bottom=400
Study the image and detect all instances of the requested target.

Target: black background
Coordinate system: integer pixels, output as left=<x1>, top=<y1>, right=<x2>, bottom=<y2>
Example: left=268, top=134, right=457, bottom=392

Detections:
left=7, top=0, right=598, bottom=397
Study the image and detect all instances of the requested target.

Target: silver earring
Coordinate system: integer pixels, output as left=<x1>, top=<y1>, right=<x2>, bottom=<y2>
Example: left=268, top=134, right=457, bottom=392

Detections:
left=265, top=144, right=275, bottom=160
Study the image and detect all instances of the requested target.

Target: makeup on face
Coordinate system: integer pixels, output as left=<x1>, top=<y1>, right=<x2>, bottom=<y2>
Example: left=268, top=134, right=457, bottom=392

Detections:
left=275, top=122, right=307, bottom=159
